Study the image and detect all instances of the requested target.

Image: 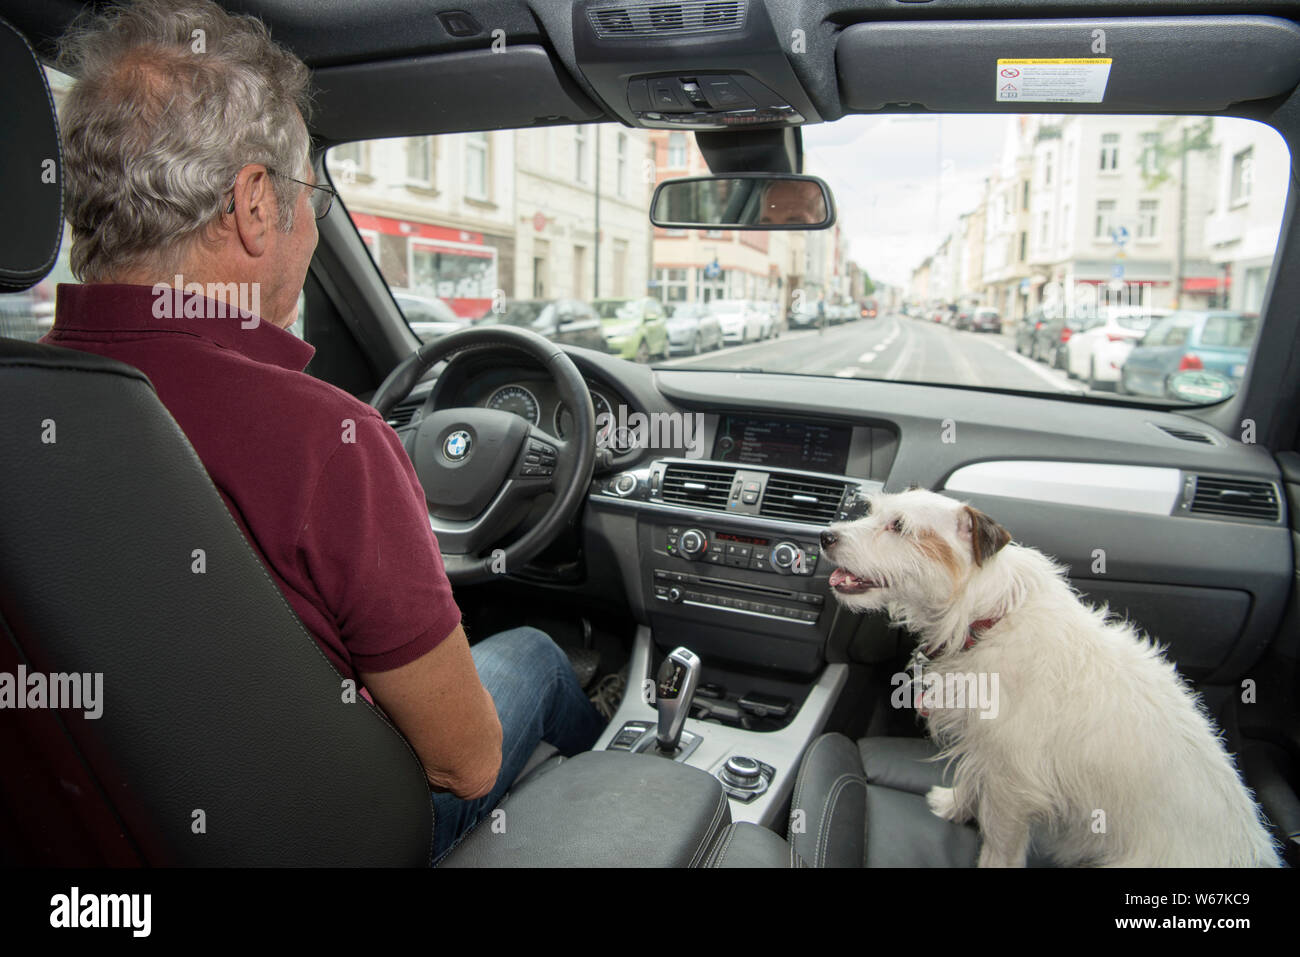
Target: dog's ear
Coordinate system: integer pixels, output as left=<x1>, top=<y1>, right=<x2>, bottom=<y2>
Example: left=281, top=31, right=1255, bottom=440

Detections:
left=960, top=505, right=1011, bottom=566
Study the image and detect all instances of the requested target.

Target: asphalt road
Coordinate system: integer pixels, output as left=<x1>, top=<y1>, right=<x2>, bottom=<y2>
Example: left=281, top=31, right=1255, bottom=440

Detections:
left=658, top=313, right=1086, bottom=396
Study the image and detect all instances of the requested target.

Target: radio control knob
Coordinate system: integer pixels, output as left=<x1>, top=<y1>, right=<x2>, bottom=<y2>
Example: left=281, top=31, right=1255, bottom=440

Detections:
left=667, top=586, right=683, bottom=603
left=771, top=542, right=800, bottom=570
left=679, top=528, right=707, bottom=557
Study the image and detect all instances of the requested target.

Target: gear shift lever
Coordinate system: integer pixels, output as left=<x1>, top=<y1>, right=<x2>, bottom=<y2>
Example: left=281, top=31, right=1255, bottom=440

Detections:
left=655, top=646, right=700, bottom=754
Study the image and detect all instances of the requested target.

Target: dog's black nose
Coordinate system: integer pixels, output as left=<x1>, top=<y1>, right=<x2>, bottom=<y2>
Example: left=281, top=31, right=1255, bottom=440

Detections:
left=820, top=530, right=838, bottom=550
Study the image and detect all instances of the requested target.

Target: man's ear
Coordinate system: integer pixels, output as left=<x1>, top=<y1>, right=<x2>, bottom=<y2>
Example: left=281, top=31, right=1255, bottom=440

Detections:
left=959, top=505, right=1011, bottom=566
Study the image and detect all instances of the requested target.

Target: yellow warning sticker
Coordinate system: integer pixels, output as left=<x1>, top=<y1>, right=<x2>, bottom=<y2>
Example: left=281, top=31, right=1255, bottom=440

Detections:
left=996, top=58, right=1113, bottom=103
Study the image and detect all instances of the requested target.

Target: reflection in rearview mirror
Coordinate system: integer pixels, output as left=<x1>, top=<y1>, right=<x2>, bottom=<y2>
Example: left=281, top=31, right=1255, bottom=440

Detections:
left=650, top=174, right=835, bottom=230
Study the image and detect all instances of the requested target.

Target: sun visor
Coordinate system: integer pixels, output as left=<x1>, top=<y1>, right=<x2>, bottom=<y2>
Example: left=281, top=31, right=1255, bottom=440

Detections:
left=311, top=45, right=604, bottom=142
left=837, top=16, right=1300, bottom=114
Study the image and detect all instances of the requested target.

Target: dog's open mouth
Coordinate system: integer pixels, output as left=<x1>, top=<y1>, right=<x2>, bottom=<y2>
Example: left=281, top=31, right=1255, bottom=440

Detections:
left=829, top=567, right=885, bottom=594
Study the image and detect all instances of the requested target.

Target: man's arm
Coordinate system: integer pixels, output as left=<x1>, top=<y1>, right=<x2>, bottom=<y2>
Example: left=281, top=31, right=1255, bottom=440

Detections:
left=361, top=624, right=502, bottom=800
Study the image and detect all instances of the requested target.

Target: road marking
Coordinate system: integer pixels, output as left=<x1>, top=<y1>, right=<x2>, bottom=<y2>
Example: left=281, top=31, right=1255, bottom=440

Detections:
left=885, top=323, right=915, bottom=380
left=834, top=367, right=858, bottom=377
left=972, top=335, right=1084, bottom=392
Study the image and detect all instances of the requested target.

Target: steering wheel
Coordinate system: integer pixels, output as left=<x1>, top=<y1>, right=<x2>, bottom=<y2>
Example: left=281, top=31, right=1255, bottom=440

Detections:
left=369, top=325, right=596, bottom=586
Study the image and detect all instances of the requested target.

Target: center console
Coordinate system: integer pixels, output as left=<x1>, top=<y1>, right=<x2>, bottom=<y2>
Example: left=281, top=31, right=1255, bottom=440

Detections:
left=582, top=411, right=891, bottom=829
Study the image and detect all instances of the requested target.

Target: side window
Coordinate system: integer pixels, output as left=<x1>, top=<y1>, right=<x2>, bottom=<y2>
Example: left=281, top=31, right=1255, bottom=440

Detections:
left=1164, top=323, right=1191, bottom=348
left=1200, top=316, right=1227, bottom=347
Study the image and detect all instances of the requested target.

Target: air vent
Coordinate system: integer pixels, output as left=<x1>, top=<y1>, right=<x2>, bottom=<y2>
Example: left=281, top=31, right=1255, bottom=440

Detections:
left=660, top=463, right=736, bottom=510
left=1154, top=423, right=1215, bottom=445
left=385, top=397, right=424, bottom=429
left=759, top=474, right=847, bottom=524
left=587, top=1, right=745, bottom=38
left=1188, top=476, right=1280, bottom=522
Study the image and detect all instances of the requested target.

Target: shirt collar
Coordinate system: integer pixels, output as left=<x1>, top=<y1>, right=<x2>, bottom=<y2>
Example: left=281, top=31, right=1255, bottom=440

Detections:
left=49, top=282, right=315, bottom=372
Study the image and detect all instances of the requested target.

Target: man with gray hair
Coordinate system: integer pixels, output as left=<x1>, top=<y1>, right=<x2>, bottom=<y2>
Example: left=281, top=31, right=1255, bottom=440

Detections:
left=41, top=0, right=604, bottom=864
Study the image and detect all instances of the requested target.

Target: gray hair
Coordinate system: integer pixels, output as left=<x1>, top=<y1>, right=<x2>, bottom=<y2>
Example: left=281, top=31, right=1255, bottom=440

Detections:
left=57, top=0, right=313, bottom=282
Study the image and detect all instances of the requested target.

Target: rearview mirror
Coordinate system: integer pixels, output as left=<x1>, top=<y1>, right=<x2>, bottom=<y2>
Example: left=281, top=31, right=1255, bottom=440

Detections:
left=650, top=173, right=835, bottom=230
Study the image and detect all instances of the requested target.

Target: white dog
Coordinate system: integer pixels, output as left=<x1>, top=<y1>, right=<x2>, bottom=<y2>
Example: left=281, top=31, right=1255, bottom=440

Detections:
left=821, top=488, right=1281, bottom=868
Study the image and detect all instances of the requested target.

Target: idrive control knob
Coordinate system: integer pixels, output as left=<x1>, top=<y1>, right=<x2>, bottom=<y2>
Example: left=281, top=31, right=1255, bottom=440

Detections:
left=721, top=756, right=762, bottom=789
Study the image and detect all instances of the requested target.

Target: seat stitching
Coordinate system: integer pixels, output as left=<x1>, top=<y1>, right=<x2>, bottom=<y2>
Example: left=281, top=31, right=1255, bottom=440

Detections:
left=817, top=773, right=868, bottom=868
left=790, top=733, right=834, bottom=847
left=709, top=825, right=737, bottom=867
left=690, top=790, right=729, bottom=867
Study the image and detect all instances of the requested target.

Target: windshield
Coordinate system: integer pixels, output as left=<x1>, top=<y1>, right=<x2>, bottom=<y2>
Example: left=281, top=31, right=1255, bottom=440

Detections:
left=326, top=113, right=1288, bottom=405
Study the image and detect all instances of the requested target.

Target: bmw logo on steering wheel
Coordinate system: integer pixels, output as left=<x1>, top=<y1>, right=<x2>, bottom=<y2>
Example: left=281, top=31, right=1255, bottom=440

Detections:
left=443, top=429, right=472, bottom=461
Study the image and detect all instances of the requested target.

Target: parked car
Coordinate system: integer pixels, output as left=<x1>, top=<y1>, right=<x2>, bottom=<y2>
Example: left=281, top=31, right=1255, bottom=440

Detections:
left=754, top=300, right=776, bottom=339
left=1119, top=311, right=1260, bottom=398
left=1065, top=306, right=1172, bottom=390
left=953, top=307, right=974, bottom=330
left=971, top=307, right=1002, bottom=333
left=482, top=298, right=608, bottom=352
left=665, top=302, right=723, bottom=355
left=393, top=291, right=468, bottom=343
left=593, top=297, right=670, bottom=362
left=708, top=298, right=766, bottom=344
left=1032, top=312, right=1090, bottom=369
left=1016, top=308, right=1045, bottom=355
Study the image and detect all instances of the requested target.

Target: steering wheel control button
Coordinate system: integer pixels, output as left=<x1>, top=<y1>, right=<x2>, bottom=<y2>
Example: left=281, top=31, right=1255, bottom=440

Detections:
left=442, top=430, right=472, bottom=462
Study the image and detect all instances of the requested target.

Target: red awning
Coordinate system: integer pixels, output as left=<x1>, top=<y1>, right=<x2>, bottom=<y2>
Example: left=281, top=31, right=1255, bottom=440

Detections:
left=1182, top=276, right=1231, bottom=293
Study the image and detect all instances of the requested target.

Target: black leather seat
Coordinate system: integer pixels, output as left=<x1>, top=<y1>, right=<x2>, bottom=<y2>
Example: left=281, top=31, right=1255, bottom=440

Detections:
left=787, top=733, right=981, bottom=867
left=0, top=15, right=553, bottom=866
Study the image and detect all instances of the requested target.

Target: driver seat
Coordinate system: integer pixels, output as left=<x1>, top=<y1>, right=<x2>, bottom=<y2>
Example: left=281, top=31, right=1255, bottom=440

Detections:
left=0, top=16, right=530, bottom=866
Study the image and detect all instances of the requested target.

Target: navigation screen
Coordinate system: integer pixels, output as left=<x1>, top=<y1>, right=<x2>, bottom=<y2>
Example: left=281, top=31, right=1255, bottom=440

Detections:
left=712, top=416, right=851, bottom=473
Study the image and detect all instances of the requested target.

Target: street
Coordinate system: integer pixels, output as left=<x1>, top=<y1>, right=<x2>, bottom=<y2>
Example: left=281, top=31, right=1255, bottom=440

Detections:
left=659, top=314, right=1085, bottom=395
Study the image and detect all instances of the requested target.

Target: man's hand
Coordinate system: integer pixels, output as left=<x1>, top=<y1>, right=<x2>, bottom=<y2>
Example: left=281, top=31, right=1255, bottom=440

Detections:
left=361, top=624, right=502, bottom=800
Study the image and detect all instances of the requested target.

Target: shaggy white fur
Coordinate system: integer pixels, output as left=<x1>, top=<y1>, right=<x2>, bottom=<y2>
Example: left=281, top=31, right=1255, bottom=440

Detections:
left=822, top=488, right=1281, bottom=868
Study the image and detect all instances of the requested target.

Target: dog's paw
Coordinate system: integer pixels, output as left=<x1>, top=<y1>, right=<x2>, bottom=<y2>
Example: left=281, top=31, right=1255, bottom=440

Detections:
left=926, top=786, right=962, bottom=822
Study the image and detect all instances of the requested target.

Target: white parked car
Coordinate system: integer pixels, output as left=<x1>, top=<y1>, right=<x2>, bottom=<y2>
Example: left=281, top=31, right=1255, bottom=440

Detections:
left=1065, top=306, right=1172, bottom=390
left=708, top=298, right=766, bottom=344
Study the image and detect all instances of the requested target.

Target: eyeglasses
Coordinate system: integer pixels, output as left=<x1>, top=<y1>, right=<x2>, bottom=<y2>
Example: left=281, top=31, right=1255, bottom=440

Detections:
left=223, top=167, right=337, bottom=220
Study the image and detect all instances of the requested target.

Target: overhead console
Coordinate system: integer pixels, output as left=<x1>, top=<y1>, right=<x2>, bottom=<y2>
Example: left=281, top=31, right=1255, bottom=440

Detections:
left=572, top=0, right=820, bottom=130
left=837, top=15, right=1300, bottom=113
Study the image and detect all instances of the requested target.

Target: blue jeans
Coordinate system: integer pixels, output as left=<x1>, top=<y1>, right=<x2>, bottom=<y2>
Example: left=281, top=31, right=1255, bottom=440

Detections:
left=430, top=626, right=607, bottom=864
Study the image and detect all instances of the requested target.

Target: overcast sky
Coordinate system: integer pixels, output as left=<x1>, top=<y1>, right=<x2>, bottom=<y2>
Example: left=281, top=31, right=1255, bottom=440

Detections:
left=803, top=115, right=1015, bottom=288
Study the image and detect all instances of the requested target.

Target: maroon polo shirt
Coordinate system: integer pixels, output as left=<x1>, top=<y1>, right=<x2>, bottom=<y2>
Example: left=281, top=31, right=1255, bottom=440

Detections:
left=42, top=282, right=461, bottom=682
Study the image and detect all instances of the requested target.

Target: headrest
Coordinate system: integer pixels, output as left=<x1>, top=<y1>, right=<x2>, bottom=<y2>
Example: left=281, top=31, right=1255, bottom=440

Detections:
left=0, top=17, right=63, bottom=293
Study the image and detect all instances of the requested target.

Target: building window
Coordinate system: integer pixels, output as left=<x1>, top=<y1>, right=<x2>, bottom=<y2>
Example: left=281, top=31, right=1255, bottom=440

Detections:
left=1094, top=199, right=1117, bottom=239
left=465, top=132, right=489, bottom=200
left=1140, top=132, right=1160, bottom=176
left=1231, top=147, right=1254, bottom=205
left=1042, top=151, right=1053, bottom=187
left=1021, top=180, right=1029, bottom=212
left=1137, top=199, right=1159, bottom=239
left=1099, top=133, right=1120, bottom=171
left=668, top=132, right=686, bottom=168
left=1018, top=231, right=1027, bottom=262
left=406, top=136, right=434, bottom=186
left=575, top=128, right=588, bottom=183
left=617, top=133, right=628, bottom=197
left=331, top=142, right=365, bottom=182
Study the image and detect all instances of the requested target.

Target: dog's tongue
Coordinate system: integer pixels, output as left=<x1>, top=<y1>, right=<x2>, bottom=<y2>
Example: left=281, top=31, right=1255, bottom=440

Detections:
left=829, top=567, right=850, bottom=588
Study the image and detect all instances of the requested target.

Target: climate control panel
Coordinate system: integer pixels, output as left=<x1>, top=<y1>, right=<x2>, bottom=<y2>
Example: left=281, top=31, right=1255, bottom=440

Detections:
left=661, top=526, right=820, bottom=576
